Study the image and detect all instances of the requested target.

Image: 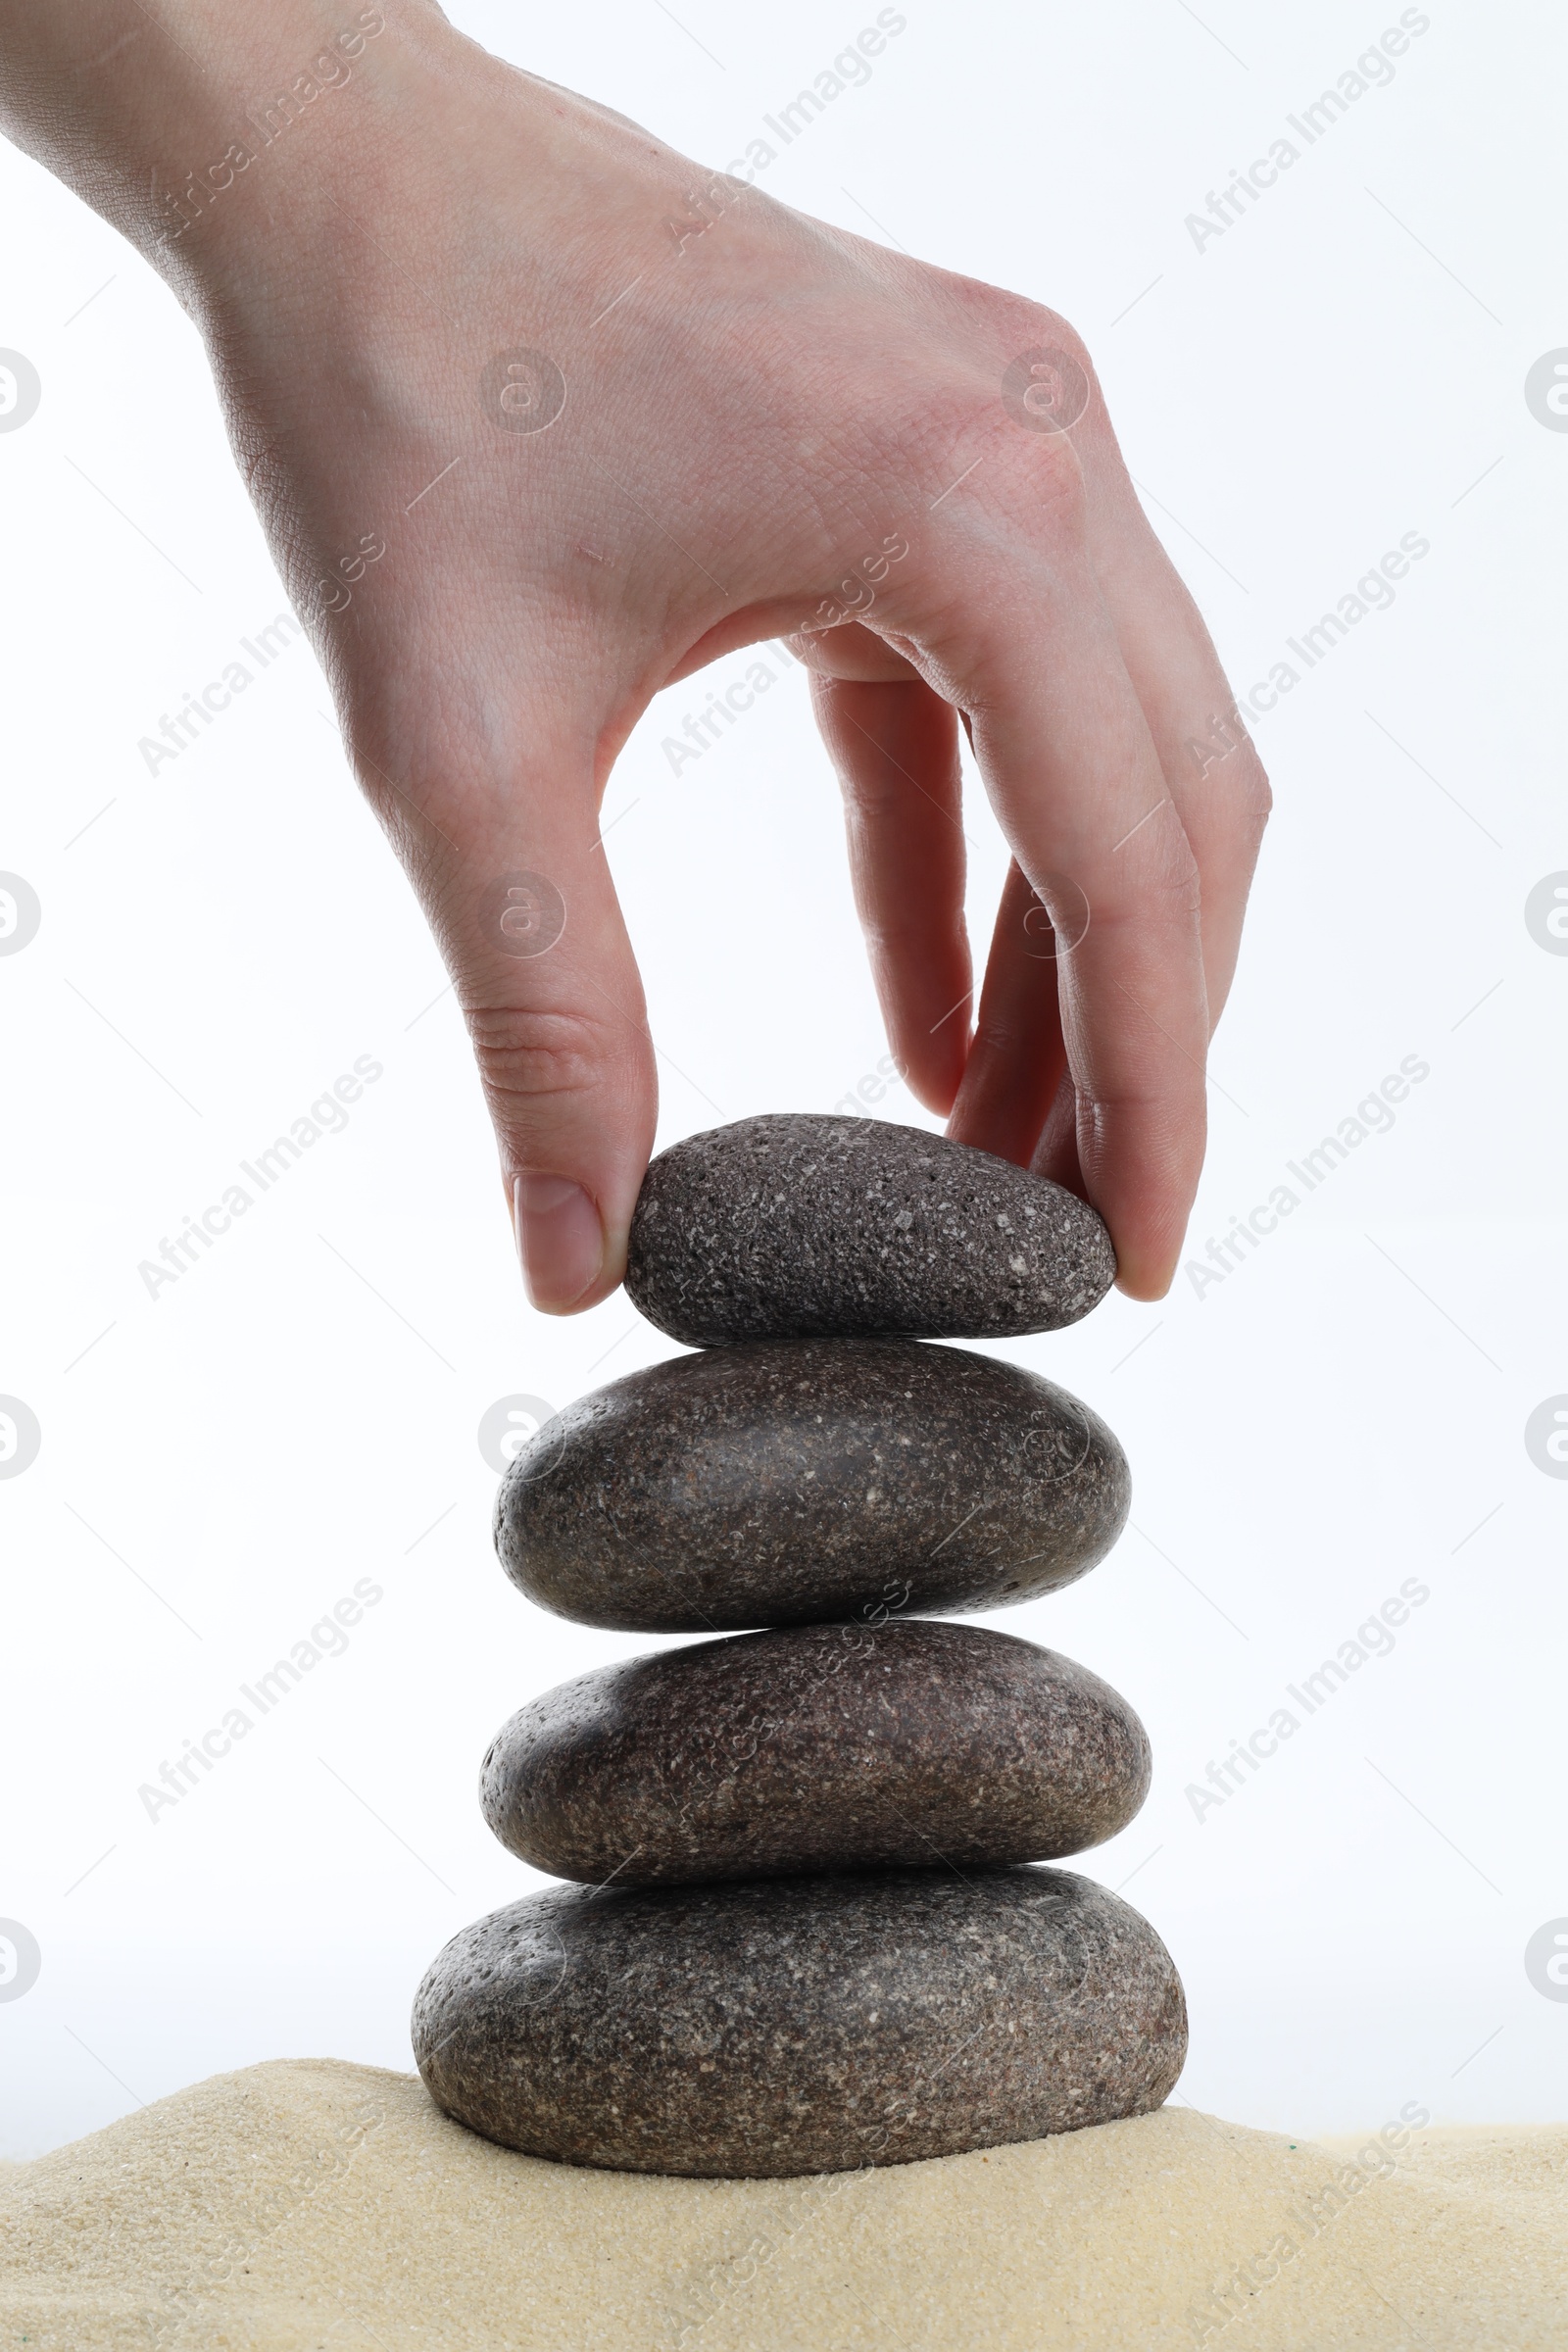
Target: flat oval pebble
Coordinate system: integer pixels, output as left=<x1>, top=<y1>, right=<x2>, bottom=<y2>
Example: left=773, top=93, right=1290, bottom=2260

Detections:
left=625, top=1114, right=1117, bottom=1346
left=412, top=1866, right=1186, bottom=2177
left=495, top=1337, right=1128, bottom=1632
left=480, top=1621, right=1150, bottom=1886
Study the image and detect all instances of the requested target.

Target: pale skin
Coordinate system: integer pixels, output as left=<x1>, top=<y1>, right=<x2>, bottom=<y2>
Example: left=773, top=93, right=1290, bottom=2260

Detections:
left=0, top=0, right=1270, bottom=1312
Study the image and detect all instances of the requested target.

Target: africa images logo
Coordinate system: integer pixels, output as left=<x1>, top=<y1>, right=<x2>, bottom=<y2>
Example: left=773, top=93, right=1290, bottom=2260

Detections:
left=0, top=1397, right=42, bottom=1479
left=479, top=351, right=566, bottom=436
left=478, top=1396, right=559, bottom=1476
left=1523, top=1397, right=1568, bottom=1479
left=0, top=1920, right=41, bottom=2001
left=1524, top=351, right=1568, bottom=433
left=0, top=351, right=41, bottom=433
left=1525, top=1920, right=1568, bottom=2001
left=1524, top=873, right=1568, bottom=954
left=0, top=873, right=41, bottom=956
left=479, top=873, right=566, bottom=958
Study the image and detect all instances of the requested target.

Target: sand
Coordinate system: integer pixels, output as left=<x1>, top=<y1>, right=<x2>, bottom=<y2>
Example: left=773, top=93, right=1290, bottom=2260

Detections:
left=0, top=2060, right=1563, bottom=2349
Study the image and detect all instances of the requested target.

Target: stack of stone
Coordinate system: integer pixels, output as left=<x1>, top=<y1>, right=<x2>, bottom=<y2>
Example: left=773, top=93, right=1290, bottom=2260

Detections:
left=414, top=1115, right=1186, bottom=2179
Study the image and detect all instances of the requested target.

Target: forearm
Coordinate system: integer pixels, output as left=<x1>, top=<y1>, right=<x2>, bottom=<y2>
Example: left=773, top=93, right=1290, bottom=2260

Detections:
left=0, top=1, right=461, bottom=305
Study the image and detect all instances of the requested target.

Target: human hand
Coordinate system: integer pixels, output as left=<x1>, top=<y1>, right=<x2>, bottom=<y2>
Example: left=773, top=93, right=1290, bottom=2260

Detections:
left=0, top=0, right=1268, bottom=1310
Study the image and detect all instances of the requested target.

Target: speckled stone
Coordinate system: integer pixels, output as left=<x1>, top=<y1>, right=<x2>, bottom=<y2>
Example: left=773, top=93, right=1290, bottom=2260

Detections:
left=494, top=1338, right=1128, bottom=1633
left=625, top=1114, right=1117, bottom=1347
left=412, top=1866, right=1186, bottom=2177
left=479, top=1621, right=1150, bottom=1886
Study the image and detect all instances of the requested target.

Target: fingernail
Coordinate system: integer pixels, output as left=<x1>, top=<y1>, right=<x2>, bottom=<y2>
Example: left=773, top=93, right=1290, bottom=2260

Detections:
left=513, top=1174, right=605, bottom=1311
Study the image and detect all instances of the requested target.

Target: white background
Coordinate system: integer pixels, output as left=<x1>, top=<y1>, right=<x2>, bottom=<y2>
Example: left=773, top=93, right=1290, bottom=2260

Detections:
left=2, top=0, right=1565, bottom=2160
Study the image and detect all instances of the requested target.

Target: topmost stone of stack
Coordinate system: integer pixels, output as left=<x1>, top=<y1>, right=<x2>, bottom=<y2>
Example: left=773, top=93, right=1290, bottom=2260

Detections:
left=625, top=1114, right=1117, bottom=1347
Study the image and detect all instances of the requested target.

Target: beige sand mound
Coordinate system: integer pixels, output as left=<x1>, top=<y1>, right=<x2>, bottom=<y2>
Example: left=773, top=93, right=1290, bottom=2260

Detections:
left=1, top=2060, right=1563, bottom=2350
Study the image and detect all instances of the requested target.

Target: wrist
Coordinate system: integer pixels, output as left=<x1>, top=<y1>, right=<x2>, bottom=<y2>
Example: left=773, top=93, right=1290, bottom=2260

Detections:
left=0, top=0, right=476, bottom=309
left=144, top=2, right=405, bottom=280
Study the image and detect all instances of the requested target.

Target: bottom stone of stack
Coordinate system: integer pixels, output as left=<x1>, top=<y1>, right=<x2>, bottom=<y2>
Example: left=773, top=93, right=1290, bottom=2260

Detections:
left=412, top=1865, right=1186, bottom=2178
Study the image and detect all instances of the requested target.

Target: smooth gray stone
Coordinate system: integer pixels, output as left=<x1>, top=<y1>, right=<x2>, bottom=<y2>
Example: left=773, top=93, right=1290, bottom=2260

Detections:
left=479, top=1620, right=1150, bottom=1886
left=624, top=1114, right=1116, bottom=1346
left=412, top=1867, right=1187, bottom=2177
left=494, top=1338, right=1128, bottom=1633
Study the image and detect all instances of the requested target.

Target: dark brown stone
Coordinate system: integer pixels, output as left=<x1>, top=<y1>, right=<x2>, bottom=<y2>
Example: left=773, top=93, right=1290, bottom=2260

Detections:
left=412, top=1866, right=1187, bottom=2177
left=479, top=1621, right=1150, bottom=1886
left=624, top=1114, right=1116, bottom=1347
left=494, top=1337, right=1128, bottom=1633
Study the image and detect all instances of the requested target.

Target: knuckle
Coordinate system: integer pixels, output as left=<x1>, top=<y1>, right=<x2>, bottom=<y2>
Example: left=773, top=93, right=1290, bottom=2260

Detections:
left=1040, top=311, right=1094, bottom=376
left=1188, top=716, right=1273, bottom=843
left=1106, top=824, right=1203, bottom=924
left=1158, top=836, right=1206, bottom=915
left=843, top=764, right=919, bottom=827
left=1239, top=753, right=1274, bottom=835
left=860, top=911, right=944, bottom=966
left=1137, top=872, right=1205, bottom=936
left=939, top=269, right=1093, bottom=370
left=1007, top=297, right=1094, bottom=379
left=464, top=1003, right=616, bottom=1109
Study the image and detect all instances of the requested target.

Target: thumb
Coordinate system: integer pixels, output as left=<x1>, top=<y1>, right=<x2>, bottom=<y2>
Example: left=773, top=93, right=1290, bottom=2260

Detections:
left=404, top=720, right=657, bottom=1315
